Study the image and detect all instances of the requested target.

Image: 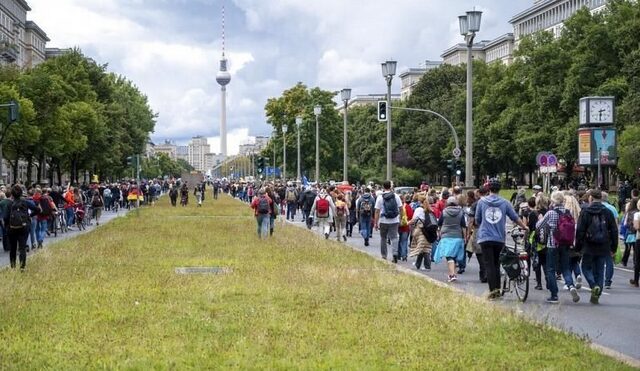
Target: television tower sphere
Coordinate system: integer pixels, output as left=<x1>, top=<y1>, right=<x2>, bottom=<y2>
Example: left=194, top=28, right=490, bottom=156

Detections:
left=216, top=60, right=231, bottom=86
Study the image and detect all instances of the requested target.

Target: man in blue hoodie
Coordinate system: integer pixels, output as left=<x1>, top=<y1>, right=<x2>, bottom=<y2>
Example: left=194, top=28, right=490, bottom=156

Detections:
left=475, top=178, right=529, bottom=299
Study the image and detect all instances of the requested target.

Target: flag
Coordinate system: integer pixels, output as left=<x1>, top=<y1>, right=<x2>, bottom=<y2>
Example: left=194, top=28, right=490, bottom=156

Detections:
left=302, top=175, right=309, bottom=187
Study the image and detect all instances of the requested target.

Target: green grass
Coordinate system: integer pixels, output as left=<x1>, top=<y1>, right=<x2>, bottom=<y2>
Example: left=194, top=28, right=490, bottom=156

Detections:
left=0, top=196, right=632, bottom=369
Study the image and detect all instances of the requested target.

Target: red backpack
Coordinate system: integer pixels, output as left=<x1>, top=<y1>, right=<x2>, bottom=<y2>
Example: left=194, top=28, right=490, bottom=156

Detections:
left=316, top=196, right=330, bottom=218
left=553, top=209, right=576, bottom=246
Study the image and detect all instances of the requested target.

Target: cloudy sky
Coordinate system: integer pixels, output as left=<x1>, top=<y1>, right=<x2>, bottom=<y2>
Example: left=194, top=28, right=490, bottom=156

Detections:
left=29, top=0, right=528, bottom=154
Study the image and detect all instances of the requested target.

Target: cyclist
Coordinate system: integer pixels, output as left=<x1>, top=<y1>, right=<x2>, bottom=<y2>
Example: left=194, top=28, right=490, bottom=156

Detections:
left=475, top=178, right=528, bottom=299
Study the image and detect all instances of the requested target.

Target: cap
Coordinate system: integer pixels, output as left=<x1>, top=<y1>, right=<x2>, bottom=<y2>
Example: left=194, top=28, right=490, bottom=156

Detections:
left=532, top=185, right=542, bottom=191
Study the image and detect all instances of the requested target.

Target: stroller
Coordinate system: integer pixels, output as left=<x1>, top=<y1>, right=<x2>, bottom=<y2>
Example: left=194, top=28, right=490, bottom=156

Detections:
left=74, top=203, right=87, bottom=231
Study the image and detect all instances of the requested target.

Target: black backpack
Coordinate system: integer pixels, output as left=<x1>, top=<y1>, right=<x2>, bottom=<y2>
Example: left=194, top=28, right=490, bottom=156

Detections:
left=257, top=196, right=270, bottom=214
left=625, top=210, right=637, bottom=235
left=359, top=194, right=373, bottom=217
left=382, top=192, right=398, bottom=219
left=9, top=200, right=31, bottom=230
left=586, top=211, right=608, bottom=245
left=421, top=212, right=439, bottom=243
left=39, top=196, right=53, bottom=216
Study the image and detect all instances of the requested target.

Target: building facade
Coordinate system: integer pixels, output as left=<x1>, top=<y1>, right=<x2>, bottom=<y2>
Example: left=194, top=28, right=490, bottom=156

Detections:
left=441, top=42, right=488, bottom=66
left=176, top=145, right=189, bottom=162
left=399, top=61, right=441, bottom=100
left=0, top=0, right=49, bottom=68
left=188, top=136, right=211, bottom=172
left=153, top=140, right=177, bottom=160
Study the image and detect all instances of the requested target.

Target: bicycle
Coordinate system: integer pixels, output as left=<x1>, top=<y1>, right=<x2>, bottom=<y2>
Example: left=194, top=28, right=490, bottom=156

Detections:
left=500, top=227, right=530, bottom=302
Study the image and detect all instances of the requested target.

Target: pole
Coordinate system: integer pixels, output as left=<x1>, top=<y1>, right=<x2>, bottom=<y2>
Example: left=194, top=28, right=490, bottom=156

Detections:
left=283, top=129, right=286, bottom=181
left=297, top=124, right=301, bottom=182
left=273, top=140, right=276, bottom=182
left=597, top=147, right=602, bottom=189
left=386, top=78, right=392, bottom=181
left=0, top=120, right=3, bottom=186
left=136, top=154, right=140, bottom=216
left=465, top=39, right=474, bottom=188
left=315, top=114, right=320, bottom=183
left=343, top=100, right=348, bottom=182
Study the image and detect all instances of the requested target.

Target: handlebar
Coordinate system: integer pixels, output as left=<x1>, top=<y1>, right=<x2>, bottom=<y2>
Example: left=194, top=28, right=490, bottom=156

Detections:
left=509, top=227, right=526, bottom=240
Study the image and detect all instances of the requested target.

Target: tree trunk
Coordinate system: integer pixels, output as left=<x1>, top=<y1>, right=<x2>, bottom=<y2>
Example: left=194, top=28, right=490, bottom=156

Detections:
left=56, top=161, right=62, bottom=186
left=12, top=157, right=18, bottom=184
left=26, top=157, right=33, bottom=186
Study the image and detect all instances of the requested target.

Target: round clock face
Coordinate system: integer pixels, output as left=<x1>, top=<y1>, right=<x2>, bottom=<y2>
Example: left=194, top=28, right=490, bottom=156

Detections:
left=589, top=99, right=613, bottom=123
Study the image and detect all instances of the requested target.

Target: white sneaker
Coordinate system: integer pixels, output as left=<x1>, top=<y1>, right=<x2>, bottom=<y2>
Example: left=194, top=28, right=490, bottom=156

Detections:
left=570, top=287, right=580, bottom=303
left=563, top=284, right=569, bottom=291
left=576, top=275, right=583, bottom=290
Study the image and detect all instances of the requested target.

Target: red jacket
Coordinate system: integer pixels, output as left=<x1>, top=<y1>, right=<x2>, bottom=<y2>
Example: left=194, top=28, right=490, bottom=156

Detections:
left=399, top=203, right=414, bottom=233
left=251, top=195, right=272, bottom=216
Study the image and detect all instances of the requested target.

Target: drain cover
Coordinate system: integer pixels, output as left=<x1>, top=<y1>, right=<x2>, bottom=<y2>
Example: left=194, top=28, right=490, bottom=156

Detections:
left=175, top=267, right=231, bottom=275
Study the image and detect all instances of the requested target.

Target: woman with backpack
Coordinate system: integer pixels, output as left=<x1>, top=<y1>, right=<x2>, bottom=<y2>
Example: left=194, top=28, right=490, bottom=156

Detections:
left=434, top=197, right=467, bottom=282
left=408, top=196, right=434, bottom=271
left=334, top=194, right=349, bottom=242
left=7, top=185, right=39, bottom=270
left=564, top=191, right=583, bottom=289
left=621, top=197, right=638, bottom=267
left=250, top=188, right=272, bottom=239
left=91, top=190, right=104, bottom=225
left=398, top=195, right=414, bottom=262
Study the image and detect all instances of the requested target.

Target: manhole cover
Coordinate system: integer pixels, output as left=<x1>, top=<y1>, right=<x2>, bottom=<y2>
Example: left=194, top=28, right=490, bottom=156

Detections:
left=175, top=267, right=231, bottom=275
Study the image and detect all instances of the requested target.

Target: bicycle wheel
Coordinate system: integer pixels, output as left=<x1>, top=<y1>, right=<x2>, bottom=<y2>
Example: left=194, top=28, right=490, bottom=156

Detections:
left=514, top=260, right=530, bottom=302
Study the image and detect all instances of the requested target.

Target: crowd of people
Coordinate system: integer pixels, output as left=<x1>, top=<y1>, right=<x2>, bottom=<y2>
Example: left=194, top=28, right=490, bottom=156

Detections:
left=237, top=177, right=635, bottom=304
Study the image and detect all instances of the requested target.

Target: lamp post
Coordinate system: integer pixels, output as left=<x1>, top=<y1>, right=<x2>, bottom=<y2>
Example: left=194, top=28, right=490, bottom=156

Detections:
left=272, top=130, right=277, bottom=182
left=381, top=61, right=397, bottom=181
left=314, top=105, right=322, bottom=183
left=283, top=125, right=287, bottom=181
left=341, top=88, right=351, bottom=182
left=459, top=9, right=482, bottom=188
left=296, top=116, right=302, bottom=182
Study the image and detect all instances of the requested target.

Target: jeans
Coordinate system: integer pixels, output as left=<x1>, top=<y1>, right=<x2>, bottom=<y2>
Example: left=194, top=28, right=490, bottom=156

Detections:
left=480, top=241, right=504, bottom=293
left=286, top=202, right=297, bottom=220
left=570, top=255, right=582, bottom=278
left=604, top=253, right=614, bottom=286
left=1, top=224, right=8, bottom=252
left=581, top=253, right=606, bottom=291
left=359, top=215, right=372, bottom=242
left=415, top=252, right=431, bottom=269
left=8, top=228, right=29, bottom=269
left=398, top=230, right=409, bottom=258
left=66, top=207, right=75, bottom=226
left=634, top=241, right=640, bottom=283
left=29, top=216, right=37, bottom=247
left=255, top=214, right=270, bottom=239
left=379, top=223, right=399, bottom=258
left=36, top=219, right=47, bottom=243
left=545, top=246, right=574, bottom=298
left=317, top=217, right=331, bottom=236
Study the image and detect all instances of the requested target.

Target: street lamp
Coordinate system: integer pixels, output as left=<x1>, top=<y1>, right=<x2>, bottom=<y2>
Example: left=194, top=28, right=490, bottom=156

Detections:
left=341, top=88, right=351, bottom=182
left=381, top=60, right=397, bottom=181
left=283, top=124, right=287, bottom=181
left=314, top=104, right=322, bottom=183
left=459, top=9, right=482, bottom=188
left=272, top=130, right=277, bottom=182
left=296, top=116, right=302, bottom=182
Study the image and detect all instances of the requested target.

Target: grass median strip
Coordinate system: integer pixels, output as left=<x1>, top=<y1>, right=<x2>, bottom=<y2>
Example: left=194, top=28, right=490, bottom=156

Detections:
left=0, top=195, right=632, bottom=369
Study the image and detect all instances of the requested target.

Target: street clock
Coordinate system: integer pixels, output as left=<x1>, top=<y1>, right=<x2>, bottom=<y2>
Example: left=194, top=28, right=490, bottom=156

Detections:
left=579, top=96, right=615, bottom=126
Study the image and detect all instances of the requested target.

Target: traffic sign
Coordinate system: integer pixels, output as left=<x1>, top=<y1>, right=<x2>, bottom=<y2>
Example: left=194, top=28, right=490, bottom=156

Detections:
left=540, top=166, right=557, bottom=174
left=452, top=147, right=461, bottom=158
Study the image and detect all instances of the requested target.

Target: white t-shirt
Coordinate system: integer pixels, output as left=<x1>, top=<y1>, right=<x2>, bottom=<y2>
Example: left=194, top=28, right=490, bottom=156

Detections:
left=375, top=191, right=403, bottom=224
left=634, top=212, right=640, bottom=239
left=411, top=207, right=425, bottom=223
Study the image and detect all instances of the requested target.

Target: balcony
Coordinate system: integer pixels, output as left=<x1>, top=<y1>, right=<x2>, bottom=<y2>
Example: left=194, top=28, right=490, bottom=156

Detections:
left=0, top=41, right=18, bottom=63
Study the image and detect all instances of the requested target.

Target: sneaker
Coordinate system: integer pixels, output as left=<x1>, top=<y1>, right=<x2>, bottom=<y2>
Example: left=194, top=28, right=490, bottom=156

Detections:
left=563, top=284, right=569, bottom=291
left=576, top=275, right=583, bottom=290
left=630, top=279, right=639, bottom=288
left=546, top=297, right=559, bottom=304
left=488, top=290, right=502, bottom=300
left=590, top=286, right=601, bottom=304
left=457, top=268, right=465, bottom=274
left=604, top=284, right=611, bottom=290
left=364, top=239, right=369, bottom=247
left=324, top=233, right=329, bottom=239
left=534, top=285, right=543, bottom=290
left=569, top=287, right=580, bottom=303
left=447, top=275, right=457, bottom=283
left=392, top=256, right=398, bottom=264
left=343, top=235, right=347, bottom=242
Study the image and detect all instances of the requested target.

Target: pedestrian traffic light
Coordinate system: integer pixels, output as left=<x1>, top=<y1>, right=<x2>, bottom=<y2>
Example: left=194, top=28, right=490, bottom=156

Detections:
left=257, top=157, right=264, bottom=174
left=126, top=156, right=133, bottom=166
left=8, top=100, right=19, bottom=122
left=446, top=159, right=454, bottom=171
left=377, top=100, right=387, bottom=122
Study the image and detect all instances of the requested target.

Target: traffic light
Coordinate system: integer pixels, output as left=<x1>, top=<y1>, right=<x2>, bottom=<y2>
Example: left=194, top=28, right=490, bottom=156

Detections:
left=257, top=157, right=264, bottom=174
left=446, top=159, right=454, bottom=172
left=126, top=156, right=133, bottom=167
left=8, top=100, right=19, bottom=122
left=377, top=100, right=387, bottom=122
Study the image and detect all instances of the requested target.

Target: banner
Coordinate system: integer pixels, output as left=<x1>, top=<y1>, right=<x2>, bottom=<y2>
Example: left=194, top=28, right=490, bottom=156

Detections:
left=578, top=129, right=591, bottom=165
left=591, top=128, right=616, bottom=166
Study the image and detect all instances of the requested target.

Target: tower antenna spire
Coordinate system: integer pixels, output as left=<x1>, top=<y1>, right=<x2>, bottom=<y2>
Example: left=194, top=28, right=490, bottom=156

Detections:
left=216, top=0, right=231, bottom=157
left=221, top=0, right=225, bottom=57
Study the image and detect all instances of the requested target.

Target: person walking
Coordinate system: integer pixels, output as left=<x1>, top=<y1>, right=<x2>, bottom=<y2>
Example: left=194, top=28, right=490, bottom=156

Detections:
left=575, top=189, right=618, bottom=304
left=601, top=192, right=618, bottom=289
left=398, top=195, right=414, bottom=262
left=434, top=197, right=467, bottom=282
left=250, top=189, right=272, bottom=239
left=409, top=196, right=434, bottom=271
left=310, top=188, right=335, bottom=239
left=621, top=196, right=638, bottom=267
left=374, top=181, right=403, bottom=262
left=564, top=191, right=583, bottom=289
left=301, top=186, right=318, bottom=229
left=356, top=188, right=375, bottom=246
left=535, top=191, right=580, bottom=304
left=285, top=182, right=298, bottom=221
left=631, top=198, right=640, bottom=287
left=334, top=194, right=349, bottom=242
left=90, top=190, right=104, bottom=225
left=475, top=178, right=528, bottom=299
left=7, top=185, right=39, bottom=271
left=466, top=188, right=487, bottom=283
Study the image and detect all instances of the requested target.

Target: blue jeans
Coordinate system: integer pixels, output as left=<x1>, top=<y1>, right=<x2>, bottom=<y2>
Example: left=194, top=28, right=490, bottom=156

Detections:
left=604, top=253, right=614, bottom=286
left=398, top=231, right=409, bottom=258
left=256, top=214, right=270, bottom=238
left=545, top=246, right=574, bottom=298
left=286, top=201, right=297, bottom=220
left=66, top=207, right=75, bottom=226
left=359, top=215, right=372, bottom=241
left=36, top=219, right=47, bottom=243
left=29, top=217, right=37, bottom=247
left=581, top=254, right=606, bottom=291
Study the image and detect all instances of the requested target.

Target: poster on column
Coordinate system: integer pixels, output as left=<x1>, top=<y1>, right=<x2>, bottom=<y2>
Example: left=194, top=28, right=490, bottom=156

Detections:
left=591, top=128, right=617, bottom=166
left=578, top=129, right=591, bottom=165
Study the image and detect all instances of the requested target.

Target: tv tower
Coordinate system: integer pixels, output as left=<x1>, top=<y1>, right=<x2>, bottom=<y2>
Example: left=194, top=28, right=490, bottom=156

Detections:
left=216, top=1, right=231, bottom=157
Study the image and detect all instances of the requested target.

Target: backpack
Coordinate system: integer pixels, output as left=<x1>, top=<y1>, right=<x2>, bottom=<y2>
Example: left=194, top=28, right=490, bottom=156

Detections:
left=553, top=209, right=575, bottom=246
left=286, top=189, right=297, bottom=202
left=92, top=194, right=103, bottom=207
left=257, top=196, right=270, bottom=214
left=39, top=196, right=53, bottom=216
left=335, top=200, right=347, bottom=217
left=421, top=212, right=439, bottom=243
left=360, top=195, right=373, bottom=217
left=625, top=210, right=637, bottom=235
left=9, top=201, right=31, bottom=230
left=499, top=247, right=521, bottom=279
left=304, top=191, right=317, bottom=207
left=316, top=196, right=330, bottom=218
left=382, top=192, right=398, bottom=219
left=586, top=211, right=608, bottom=245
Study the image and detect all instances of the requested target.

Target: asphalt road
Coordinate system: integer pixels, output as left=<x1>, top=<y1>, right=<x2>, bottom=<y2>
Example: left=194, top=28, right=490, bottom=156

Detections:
left=288, top=216, right=640, bottom=363
left=0, top=207, right=129, bottom=269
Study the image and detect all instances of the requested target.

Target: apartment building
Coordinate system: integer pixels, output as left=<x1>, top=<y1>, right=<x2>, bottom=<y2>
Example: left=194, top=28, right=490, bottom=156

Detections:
left=0, top=0, right=49, bottom=68
left=399, top=61, right=441, bottom=100
left=188, top=136, right=211, bottom=172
